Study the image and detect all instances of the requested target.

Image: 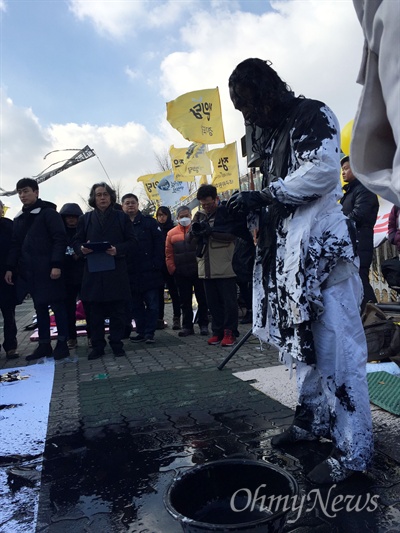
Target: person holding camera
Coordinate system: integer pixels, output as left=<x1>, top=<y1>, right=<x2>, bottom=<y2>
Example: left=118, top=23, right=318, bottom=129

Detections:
left=190, top=184, right=239, bottom=347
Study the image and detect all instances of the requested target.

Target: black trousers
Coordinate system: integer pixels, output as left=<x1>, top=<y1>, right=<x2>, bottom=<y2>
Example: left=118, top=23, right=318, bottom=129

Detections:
left=203, top=278, right=238, bottom=336
left=175, top=275, right=208, bottom=331
left=0, top=301, right=17, bottom=352
left=88, top=300, right=126, bottom=352
left=158, top=271, right=181, bottom=319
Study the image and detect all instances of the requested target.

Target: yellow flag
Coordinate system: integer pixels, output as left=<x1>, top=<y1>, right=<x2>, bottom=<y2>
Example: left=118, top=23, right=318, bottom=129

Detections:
left=170, top=143, right=211, bottom=181
left=166, top=88, right=225, bottom=144
left=207, top=142, right=240, bottom=193
left=137, top=170, right=170, bottom=202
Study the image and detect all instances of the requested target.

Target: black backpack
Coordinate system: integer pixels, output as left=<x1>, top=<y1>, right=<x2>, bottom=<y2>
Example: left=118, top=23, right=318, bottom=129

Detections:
left=362, top=302, right=400, bottom=361
left=381, top=257, right=400, bottom=289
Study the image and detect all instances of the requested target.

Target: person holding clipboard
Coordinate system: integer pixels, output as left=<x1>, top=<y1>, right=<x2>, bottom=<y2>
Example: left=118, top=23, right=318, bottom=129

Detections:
left=73, top=183, right=136, bottom=360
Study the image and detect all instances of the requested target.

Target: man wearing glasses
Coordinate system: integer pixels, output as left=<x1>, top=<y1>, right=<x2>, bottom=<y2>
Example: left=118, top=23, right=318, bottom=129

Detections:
left=190, top=184, right=240, bottom=348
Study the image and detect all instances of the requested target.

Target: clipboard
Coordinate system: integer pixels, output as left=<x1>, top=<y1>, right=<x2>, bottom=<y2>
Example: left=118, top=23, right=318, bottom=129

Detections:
left=83, top=241, right=111, bottom=252
left=86, top=252, right=115, bottom=272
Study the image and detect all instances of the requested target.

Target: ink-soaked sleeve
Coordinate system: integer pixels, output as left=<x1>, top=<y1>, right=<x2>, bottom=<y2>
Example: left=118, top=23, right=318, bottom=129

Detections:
left=269, top=103, right=342, bottom=206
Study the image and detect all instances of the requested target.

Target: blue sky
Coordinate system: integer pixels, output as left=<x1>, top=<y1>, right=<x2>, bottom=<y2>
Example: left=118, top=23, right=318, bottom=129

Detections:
left=0, top=0, right=365, bottom=216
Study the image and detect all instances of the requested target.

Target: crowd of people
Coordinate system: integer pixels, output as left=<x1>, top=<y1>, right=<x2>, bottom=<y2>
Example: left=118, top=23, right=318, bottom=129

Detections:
left=0, top=180, right=259, bottom=363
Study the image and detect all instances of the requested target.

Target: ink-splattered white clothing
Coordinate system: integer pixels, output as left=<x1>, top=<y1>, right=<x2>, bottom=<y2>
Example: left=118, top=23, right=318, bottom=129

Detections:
left=250, top=97, right=373, bottom=469
left=252, top=99, right=358, bottom=365
left=296, top=275, right=373, bottom=470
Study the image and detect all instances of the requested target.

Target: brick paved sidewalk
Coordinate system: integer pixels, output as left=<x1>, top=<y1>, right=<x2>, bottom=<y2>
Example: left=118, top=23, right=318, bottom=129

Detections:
left=1, top=300, right=400, bottom=532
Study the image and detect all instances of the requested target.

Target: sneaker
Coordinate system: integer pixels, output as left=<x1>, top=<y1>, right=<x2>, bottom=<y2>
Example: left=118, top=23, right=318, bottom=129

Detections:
left=67, top=339, right=77, bottom=349
left=178, top=329, right=194, bottom=337
left=271, top=425, right=318, bottom=447
left=172, top=317, right=181, bottom=330
left=26, top=343, right=53, bottom=361
left=208, top=334, right=222, bottom=346
left=53, top=340, right=69, bottom=360
left=145, top=336, right=155, bottom=344
left=6, top=349, right=19, bottom=360
left=307, top=456, right=355, bottom=485
left=199, top=326, right=209, bottom=336
left=88, top=348, right=105, bottom=360
left=221, top=329, right=236, bottom=347
left=130, top=334, right=145, bottom=343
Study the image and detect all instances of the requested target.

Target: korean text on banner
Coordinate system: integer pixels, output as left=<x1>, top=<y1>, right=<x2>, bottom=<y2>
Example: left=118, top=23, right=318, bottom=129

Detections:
left=207, top=141, right=240, bottom=193
left=166, top=88, right=225, bottom=144
left=170, top=143, right=211, bottom=182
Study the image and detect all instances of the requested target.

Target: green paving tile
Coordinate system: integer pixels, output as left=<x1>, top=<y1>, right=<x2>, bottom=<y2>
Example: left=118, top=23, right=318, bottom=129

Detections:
left=367, top=371, right=400, bottom=415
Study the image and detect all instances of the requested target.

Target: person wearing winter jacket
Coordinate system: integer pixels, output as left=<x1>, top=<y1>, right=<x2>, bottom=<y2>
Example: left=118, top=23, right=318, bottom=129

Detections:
left=340, top=155, right=379, bottom=310
left=165, top=205, right=208, bottom=337
left=74, top=183, right=136, bottom=360
left=122, top=194, right=164, bottom=344
left=5, top=178, right=69, bottom=361
left=0, top=200, right=18, bottom=360
left=59, top=203, right=85, bottom=349
left=156, top=206, right=181, bottom=330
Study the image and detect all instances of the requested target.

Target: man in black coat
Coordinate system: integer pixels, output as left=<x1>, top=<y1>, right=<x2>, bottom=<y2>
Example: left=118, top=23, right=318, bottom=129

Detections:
left=121, top=193, right=164, bottom=344
left=0, top=200, right=18, bottom=360
left=340, top=155, right=379, bottom=310
left=5, top=178, right=69, bottom=361
left=74, top=183, right=136, bottom=360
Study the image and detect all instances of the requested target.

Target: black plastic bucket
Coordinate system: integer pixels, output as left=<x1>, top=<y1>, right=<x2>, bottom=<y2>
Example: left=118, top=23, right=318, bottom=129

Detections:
left=164, top=459, right=299, bottom=533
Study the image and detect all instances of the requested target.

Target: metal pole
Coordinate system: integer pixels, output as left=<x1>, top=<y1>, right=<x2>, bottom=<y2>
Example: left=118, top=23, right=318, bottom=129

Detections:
left=217, top=328, right=253, bottom=370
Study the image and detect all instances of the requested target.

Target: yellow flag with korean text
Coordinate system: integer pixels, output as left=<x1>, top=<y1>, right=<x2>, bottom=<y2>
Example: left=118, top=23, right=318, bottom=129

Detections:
left=166, top=88, right=225, bottom=144
left=207, top=142, right=240, bottom=193
left=169, top=143, right=212, bottom=182
left=137, top=171, right=170, bottom=202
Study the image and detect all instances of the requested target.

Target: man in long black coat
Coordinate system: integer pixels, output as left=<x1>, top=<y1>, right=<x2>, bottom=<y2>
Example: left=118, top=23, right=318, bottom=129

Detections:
left=121, top=193, right=164, bottom=344
left=73, top=183, right=136, bottom=359
left=340, top=155, right=379, bottom=310
left=5, top=178, right=69, bottom=361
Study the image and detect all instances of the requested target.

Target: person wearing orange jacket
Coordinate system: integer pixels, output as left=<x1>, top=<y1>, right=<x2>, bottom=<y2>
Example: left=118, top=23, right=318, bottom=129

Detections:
left=165, top=205, right=209, bottom=337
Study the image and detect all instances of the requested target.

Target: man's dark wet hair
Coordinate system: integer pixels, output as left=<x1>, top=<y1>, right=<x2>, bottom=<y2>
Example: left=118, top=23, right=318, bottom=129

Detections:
left=121, top=193, right=138, bottom=203
left=229, top=58, right=293, bottom=102
left=16, top=178, right=39, bottom=192
left=196, top=184, right=217, bottom=201
left=88, top=182, right=116, bottom=208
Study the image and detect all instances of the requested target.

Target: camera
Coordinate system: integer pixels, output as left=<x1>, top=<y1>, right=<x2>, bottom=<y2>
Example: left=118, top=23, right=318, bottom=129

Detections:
left=191, top=221, right=211, bottom=237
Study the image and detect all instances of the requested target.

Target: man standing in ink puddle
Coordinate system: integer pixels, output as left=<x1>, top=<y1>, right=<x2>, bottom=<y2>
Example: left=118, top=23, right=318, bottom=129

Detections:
left=227, top=58, right=373, bottom=484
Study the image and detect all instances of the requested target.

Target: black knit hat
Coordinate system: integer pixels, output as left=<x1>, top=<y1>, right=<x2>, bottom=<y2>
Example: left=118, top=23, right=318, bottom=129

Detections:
left=340, top=155, right=349, bottom=166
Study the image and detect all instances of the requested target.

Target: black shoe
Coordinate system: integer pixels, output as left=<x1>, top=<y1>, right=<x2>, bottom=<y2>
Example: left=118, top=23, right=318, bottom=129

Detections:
left=307, top=457, right=355, bottom=485
left=145, top=336, right=155, bottom=344
left=53, top=340, right=69, bottom=360
left=178, top=329, right=194, bottom=337
left=130, top=334, right=145, bottom=343
left=156, top=319, right=166, bottom=330
left=88, top=349, right=105, bottom=360
left=199, top=326, right=209, bottom=336
left=113, top=349, right=126, bottom=357
left=6, top=349, right=19, bottom=360
left=172, top=317, right=181, bottom=330
left=26, top=343, right=53, bottom=361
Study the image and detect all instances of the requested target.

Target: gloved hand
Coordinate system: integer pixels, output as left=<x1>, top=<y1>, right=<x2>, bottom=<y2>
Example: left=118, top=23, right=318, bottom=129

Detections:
left=227, top=189, right=274, bottom=215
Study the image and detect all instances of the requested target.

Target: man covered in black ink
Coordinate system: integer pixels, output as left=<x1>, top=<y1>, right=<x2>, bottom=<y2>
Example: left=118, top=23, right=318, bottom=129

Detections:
left=227, top=58, right=373, bottom=484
